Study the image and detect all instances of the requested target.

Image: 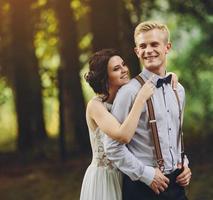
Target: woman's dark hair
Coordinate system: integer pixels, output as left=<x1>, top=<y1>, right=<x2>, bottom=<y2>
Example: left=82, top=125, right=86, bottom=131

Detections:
left=85, top=49, right=121, bottom=102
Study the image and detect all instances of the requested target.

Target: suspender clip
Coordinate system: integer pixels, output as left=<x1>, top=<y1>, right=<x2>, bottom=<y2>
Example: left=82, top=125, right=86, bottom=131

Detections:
left=157, top=159, right=165, bottom=172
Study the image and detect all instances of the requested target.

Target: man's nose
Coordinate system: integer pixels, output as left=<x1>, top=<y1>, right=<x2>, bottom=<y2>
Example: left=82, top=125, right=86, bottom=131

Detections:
left=145, top=45, right=153, bottom=54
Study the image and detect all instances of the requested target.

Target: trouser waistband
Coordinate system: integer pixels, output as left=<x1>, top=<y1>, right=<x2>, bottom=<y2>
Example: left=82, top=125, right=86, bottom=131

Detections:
left=165, top=168, right=183, bottom=184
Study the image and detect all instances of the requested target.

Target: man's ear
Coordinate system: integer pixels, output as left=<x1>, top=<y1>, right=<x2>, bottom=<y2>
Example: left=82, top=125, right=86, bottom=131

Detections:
left=165, top=42, right=172, bottom=54
left=134, top=47, right=140, bottom=58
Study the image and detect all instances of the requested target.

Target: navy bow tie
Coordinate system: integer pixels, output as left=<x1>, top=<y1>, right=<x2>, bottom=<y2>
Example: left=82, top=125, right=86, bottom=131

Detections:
left=156, top=74, right=172, bottom=88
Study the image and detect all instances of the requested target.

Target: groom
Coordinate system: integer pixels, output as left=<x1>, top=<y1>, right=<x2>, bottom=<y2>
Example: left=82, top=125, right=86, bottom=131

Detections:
left=104, top=21, right=192, bottom=200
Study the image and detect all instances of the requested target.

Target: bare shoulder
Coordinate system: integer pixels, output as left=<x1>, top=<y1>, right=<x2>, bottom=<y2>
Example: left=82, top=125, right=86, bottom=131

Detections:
left=87, top=97, right=103, bottom=108
left=87, top=97, right=106, bottom=114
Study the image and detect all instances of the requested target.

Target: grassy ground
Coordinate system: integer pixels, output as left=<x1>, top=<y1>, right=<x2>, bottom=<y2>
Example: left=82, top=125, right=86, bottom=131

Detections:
left=0, top=155, right=212, bottom=200
left=0, top=156, right=88, bottom=200
left=187, top=164, right=213, bottom=200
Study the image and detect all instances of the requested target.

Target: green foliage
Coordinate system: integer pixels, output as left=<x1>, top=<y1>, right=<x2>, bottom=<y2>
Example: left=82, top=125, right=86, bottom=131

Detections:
left=0, top=78, right=11, bottom=105
left=0, top=78, right=16, bottom=152
left=79, top=32, right=94, bottom=102
left=70, top=0, right=89, bottom=21
left=141, top=0, right=213, bottom=138
left=169, top=21, right=213, bottom=137
left=34, top=8, right=60, bottom=136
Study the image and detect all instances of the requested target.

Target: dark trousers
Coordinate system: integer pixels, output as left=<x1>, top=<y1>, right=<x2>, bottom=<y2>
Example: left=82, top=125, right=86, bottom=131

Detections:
left=122, top=169, right=188, bottom=200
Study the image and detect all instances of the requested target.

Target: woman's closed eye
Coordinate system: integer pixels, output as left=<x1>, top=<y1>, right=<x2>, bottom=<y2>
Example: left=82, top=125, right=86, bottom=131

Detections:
left=113, top=65, right=121, bottom=71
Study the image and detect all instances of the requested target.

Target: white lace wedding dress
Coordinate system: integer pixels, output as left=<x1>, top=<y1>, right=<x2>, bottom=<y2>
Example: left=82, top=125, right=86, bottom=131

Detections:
left=80, top=102, right=122, bottom=200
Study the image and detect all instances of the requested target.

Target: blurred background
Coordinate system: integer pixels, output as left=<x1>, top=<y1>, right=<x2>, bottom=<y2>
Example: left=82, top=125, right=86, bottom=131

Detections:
left=0, top=0, right=212, bottom=199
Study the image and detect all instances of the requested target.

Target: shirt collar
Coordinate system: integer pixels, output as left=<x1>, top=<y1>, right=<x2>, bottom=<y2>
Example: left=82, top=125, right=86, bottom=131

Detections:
left=140, top=68, right=167, bottom=87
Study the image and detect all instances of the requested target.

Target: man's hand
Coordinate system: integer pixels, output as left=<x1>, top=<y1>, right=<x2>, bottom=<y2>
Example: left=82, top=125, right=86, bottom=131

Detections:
left=150, top=168, right=170, bottom=194
left=176, top=165, right=192, bottom=187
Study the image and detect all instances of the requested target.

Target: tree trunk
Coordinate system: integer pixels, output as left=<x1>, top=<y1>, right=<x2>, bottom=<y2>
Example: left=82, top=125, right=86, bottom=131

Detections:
left=90, top=0, right=140, bottom=77
left=0, top=0, right=12, bottom=79
left=10, top=0, right=47, bottom=155
left=54, top=0, right=89, bottom=154
left=90, top=0, right=120, bottom=51
left=120, top=2, right=141, bottom=77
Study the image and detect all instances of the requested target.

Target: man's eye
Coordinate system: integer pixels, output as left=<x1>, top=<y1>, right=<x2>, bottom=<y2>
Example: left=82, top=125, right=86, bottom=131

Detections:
left=140, top=45, right=146, bottom=49
left=152, top=43, right=159, bottom=47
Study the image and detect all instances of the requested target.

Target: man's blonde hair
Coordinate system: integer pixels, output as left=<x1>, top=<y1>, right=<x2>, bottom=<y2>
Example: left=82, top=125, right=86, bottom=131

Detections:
left=134, top=21, right=170, bottom=45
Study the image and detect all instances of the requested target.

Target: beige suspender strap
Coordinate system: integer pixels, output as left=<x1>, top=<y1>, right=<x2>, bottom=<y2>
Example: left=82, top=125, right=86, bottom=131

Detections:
left=135, top=76, right=165, bottom=172
left=173, top=90, right=185, bottom=168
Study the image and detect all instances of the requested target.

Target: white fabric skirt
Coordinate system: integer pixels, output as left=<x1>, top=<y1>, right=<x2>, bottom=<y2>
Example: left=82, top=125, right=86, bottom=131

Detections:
left=80, top=164, right=122, bottom=200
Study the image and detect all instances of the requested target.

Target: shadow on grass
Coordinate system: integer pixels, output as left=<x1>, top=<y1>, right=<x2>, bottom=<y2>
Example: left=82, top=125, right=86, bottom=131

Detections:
left=0, top=155, right=213, bottom=200
left=0, top=153, right=90, bottom=200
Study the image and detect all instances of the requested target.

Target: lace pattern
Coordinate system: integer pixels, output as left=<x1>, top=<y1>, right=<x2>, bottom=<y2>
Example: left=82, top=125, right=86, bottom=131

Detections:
left=90, top=97, right=114, bottom=169
left=91, top=129, right=114, bottom=169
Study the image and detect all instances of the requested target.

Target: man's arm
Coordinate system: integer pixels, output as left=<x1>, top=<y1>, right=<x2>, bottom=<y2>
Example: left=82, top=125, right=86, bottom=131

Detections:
left=176, top=84, right=192, bottom=186
left=104, top=82, right=155, bottom=186
left=104, top=135, right=155, bottom=186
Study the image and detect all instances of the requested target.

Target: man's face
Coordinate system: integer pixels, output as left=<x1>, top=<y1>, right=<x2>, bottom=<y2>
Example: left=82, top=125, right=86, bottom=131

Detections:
left=134, top=29, right=171, bottom=72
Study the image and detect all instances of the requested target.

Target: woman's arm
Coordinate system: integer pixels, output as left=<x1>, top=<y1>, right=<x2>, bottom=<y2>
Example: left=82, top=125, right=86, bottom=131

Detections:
left=88, top=79, right=154, bottom=143
left=167, top=72, right=178, bottom=90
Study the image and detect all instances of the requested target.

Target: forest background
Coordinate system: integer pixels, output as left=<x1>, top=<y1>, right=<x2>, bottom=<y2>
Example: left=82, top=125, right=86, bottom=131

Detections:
left=0, top=0, right=212, bottom=199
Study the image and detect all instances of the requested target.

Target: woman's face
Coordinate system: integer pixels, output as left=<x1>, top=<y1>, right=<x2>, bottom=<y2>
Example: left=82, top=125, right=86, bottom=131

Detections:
left=107, top=55, right=129, bottom=91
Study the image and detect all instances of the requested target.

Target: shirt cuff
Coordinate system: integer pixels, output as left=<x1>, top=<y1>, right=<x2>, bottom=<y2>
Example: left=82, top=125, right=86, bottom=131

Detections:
left=140, top=166, right=155, bottom=186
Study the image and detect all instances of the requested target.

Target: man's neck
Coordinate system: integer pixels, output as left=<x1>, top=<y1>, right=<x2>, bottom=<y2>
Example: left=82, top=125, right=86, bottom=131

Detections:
left=147, top=66, right=166, bottom=77
left=107, top=88, right=118, bottom=104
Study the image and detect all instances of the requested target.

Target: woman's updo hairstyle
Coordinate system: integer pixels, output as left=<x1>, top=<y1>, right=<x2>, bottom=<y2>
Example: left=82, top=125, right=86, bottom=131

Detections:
left=85, top=49, right=121, bottom=101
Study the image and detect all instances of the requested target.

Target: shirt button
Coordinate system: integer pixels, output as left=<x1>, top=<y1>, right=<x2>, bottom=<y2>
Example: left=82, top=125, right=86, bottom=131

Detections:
left=168, top=128, right=171, bottom=131
left=170, top=146, right=172, bottom=149
left=167, top=110, right=169, bottom=113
